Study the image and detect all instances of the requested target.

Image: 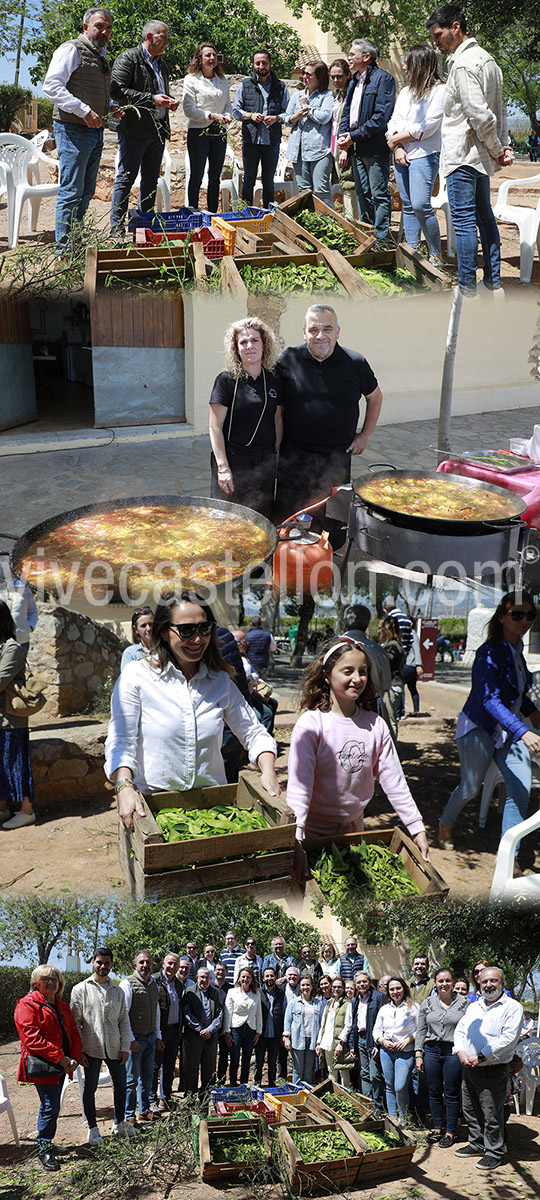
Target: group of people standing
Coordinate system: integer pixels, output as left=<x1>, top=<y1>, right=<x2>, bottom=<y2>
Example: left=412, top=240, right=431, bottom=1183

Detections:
left=43, top=5, right=512, bottom=291
left=14, top=940, right=526, bottom=1175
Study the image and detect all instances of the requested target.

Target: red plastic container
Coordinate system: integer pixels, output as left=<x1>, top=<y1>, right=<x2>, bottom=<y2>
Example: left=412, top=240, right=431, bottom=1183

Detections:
left=134, top=224, right=226, bottom=259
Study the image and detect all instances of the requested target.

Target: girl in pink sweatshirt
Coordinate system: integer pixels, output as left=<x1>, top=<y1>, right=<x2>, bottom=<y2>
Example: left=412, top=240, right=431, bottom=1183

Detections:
left=287, top=639, right=429, bottom=862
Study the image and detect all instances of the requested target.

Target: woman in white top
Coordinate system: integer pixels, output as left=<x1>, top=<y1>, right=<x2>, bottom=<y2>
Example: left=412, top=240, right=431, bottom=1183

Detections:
left=182, top=42, right=232, bottom=212
left=224, top=967, right=263, bottom=1085
left=372, top=976, right=419, bottom=1124
left=386, top=45, right=445, bottom=262
left=283, top=976, right=324, bottom=1085
left=105, top=591, right=279, bottom=831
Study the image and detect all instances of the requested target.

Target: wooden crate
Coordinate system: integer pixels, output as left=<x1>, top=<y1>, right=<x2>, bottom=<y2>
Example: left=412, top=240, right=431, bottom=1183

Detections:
left=222, top=248, right=375, bottom=298
left=306, top=826, right=449, bottom=900
left=311, top=1079, right=374, bottom=1124
left=118, top=770, right=295, bottom=899
left=274, top=190, right=376, bottom=256
left=278, top=1117, right=366, bottom=1194
left=199, top=1117, right=272, bottom=1181
left=84, top=242, right=207, bottom=298
left=355, top=1115, right=416, bottom=1182
left=346, top=242, right=452, bottom=291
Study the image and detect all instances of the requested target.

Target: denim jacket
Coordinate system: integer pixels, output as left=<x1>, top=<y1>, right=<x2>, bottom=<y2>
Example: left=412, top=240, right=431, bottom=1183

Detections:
left=462, top=637, right=536, bottom=743
left=285, top=88, right=333, bottom=163
left=284, top=996, right=323, bottom=1049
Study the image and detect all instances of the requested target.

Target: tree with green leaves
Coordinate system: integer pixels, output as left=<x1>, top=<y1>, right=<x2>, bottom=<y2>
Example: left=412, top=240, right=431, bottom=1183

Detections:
left=489, top=23, right=540, bottom=131
left=0, top=895, right=117, bottom=965
left=24, top=0, right=301, bottom=86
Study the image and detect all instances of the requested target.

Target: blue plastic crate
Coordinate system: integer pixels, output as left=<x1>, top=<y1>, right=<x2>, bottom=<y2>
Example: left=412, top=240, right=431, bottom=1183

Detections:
left=210, top=1084, right=252, bottom=1103
left=253, top=1083, right=303, bottom=1100
left=127, top=207, right=209, bottom=233
left=215, top=207, right=270, bottom=222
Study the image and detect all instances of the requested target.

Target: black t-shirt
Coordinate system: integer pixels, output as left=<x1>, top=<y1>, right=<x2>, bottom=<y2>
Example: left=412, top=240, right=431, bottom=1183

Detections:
left=276, top=344, right=378, bottom=453
left=210, top=370, right=282, bottom=451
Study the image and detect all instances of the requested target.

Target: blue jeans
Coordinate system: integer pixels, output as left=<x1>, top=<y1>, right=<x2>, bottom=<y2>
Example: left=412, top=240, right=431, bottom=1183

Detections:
left=357, top=1038, right=385, bottom=1112
left=35, top=1082, right=62, bottom=1143
left=229, top=1024, right=256, bottom=1085
left=125, top=1032, right=156, bottom=1120
left=294, top=154, right=334, bottom=208
left=440, top=725, right=531, bottom=849
left=110, top=131, right=166, bottom=231
left=187, top=127, right=227, bottom=212
left=291, top=1045, right=316, bottom=1086
left=351, top=152, right=391, bottom=240
left=53, top=120, right=104, bottom=249
left=445, top=165, right=501, bottom=292
left=423, top=1041, right=462, bottom=1135
left=83, top=1054, right=126, bottom=1126
left=379, top=1047, right=415, bottom=1122
left=242, top=142, right=280, bottom=207
left=394, top=153, right=440, bottom=255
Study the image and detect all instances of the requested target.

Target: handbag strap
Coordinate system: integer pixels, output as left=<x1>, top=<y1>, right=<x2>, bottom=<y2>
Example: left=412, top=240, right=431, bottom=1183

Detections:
left=227, top=369, right=268, bottom=447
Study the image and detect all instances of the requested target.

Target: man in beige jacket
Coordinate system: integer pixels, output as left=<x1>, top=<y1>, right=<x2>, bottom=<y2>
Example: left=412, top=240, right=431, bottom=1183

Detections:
left=70, top=947, right=133, bottom=1143
left=426, top=4, right=513, bottom=294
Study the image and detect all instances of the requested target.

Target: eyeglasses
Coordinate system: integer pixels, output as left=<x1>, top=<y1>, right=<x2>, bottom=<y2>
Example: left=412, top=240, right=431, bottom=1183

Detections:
left=169, top=621, right=215, bottom=638
left=508, top=610, right=535, bottom=622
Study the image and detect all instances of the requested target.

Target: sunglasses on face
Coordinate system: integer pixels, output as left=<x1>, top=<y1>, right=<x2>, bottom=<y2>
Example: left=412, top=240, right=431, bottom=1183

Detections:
left=169, top=621, right=214, bottom=639
left=508, top=610, right=535, bottom=622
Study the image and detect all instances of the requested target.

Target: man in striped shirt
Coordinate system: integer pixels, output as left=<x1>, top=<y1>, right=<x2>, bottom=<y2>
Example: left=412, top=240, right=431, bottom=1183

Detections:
left=218, top=930, right=243, bottom=984
left=426, top=4, right=513, bottom=295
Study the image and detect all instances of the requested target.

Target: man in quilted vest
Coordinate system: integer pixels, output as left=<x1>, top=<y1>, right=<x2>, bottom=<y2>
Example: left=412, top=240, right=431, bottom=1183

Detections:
left=232, top=50, right=290, bottom=208
left=119, top=950, right=163, bottom=1126
left=43, top=7, right=114, bottom=250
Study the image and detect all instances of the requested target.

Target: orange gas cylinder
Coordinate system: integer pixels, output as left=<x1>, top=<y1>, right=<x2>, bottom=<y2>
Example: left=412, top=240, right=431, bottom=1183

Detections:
left=273, top=524, right=335, bottom=596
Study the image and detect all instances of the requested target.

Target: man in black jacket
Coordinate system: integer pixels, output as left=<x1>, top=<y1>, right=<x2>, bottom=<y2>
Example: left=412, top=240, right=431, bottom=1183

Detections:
left=110, top=20, right=178, bottom=238
left=182, top=968, right=224, bottom=1095
left=349, top=972, right=385, bottom=1113
left=255, top=968, right=286, bottom=1087
left=337, top=39, right=395, bottom=245
left=149, top=952, right=182, bottom=1111
left=232, top=50, right=289, bottom=208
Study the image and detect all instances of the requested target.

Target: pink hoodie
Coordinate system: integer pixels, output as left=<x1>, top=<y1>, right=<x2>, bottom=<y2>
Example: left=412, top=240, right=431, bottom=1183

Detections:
left=286, top=707, right=425, bottom=841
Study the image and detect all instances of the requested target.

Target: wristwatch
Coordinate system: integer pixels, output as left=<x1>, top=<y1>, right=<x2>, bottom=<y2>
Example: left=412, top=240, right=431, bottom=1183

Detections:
left=477, top=1053, right=486, bottom=1063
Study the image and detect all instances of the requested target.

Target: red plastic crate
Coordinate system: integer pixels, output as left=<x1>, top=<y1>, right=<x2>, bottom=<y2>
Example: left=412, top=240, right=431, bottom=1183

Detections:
left=215, top=1100, right=276, bottom=1124
left=134, top=225, right=226, bottom=258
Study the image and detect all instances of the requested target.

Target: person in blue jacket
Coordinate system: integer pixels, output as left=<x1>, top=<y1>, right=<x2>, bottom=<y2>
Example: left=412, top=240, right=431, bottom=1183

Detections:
left=283, top=976, right=323, bottom=1085
left=439, top=591, right=540, bottom=856
left=337, top=39, right=396, bottom=244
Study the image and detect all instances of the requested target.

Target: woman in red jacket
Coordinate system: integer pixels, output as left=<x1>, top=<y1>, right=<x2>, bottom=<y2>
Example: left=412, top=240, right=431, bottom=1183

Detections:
left=15, top=965, right=82, bottom=1172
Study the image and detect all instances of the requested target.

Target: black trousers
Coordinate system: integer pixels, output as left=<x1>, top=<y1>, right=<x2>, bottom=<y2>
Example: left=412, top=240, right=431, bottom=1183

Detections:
left=149, top=1023, right=180, bottom=1101
left=273, top=440, right=351, bottom=527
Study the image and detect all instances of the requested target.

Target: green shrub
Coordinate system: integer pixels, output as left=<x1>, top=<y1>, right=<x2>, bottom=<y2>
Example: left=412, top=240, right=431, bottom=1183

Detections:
left=0, top=83, right=33, bottom=132
left=0, top=966, right=87, bottom=1041
left=37, top=97, right=54, bottom=130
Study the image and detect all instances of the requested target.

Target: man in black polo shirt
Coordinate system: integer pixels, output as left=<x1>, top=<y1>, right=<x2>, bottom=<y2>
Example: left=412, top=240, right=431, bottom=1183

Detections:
left=275, top=305, right=382, bottom=522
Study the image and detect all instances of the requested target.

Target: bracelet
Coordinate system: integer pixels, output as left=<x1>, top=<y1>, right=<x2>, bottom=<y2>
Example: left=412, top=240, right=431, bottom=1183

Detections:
left=115, top=780, right=141, bottom=797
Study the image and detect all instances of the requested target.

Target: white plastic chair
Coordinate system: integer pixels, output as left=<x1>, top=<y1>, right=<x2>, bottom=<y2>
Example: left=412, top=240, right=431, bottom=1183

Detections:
left=492, top=172, right=540, bottom=283
left=432, top=174, right=456, bottom=258
left=114, top=144, right=171, bottom=213
left=490, top=808, right=540, bottom=902
left=220, top=150, right=242, bottom=211
left=59, top=1063, right=112, bottom=1124
left=0, top=1074, right=19, bottom=1145
left=0, top=132, right=59, bottom=248
left=516, top=1036, right=540, bottom=1115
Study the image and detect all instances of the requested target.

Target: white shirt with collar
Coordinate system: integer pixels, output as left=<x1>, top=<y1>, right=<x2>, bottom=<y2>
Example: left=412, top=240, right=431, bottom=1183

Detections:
left=104, top=655, right=276, bottom=792
left=349, top=70, right=367, bottom=131
left=453, top=993, right=523, bottom=1064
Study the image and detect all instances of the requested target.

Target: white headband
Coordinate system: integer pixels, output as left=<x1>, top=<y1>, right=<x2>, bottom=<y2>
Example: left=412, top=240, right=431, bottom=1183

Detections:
left=322, top=636, right=358, bottom=667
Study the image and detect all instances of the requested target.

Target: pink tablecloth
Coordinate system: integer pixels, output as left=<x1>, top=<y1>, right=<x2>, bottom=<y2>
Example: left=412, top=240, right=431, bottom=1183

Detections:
left=438, top=457, right=540, bottom=530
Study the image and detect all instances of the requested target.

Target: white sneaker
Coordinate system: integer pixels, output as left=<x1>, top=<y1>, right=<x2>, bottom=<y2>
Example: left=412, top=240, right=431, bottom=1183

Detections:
left=113, top=1121, right=138, bottom=1137
left=87, top=1126, right=102, bottom=1145
left=2, top=810, right=36, bottom=829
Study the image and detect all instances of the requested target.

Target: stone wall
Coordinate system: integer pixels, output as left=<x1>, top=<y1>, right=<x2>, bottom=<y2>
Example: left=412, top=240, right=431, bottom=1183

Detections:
left=28, top=604, right=124, bottom=718
left=30, top=722, right=109, bottom=806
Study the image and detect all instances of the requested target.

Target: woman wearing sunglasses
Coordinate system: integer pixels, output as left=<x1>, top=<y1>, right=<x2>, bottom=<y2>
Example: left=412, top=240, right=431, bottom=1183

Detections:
left=439, top=591, right=540, bottom=858
left=105, top=591, right=279, bottom=830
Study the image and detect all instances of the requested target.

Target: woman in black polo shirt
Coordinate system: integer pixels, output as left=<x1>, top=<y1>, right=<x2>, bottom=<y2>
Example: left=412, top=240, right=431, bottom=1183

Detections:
left=209, top=317, right=283, bottom=519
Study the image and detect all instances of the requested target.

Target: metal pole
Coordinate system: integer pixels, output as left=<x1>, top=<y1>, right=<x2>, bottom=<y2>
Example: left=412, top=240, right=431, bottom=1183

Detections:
left=438, top=285, right=463, bottom=464
left=14, top=1, right=27, bottom=89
